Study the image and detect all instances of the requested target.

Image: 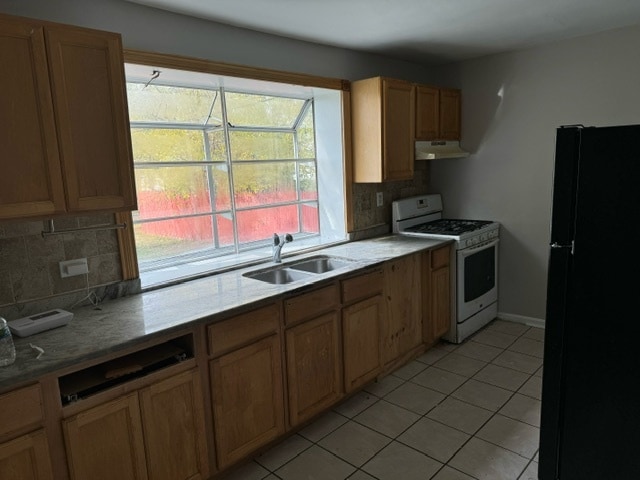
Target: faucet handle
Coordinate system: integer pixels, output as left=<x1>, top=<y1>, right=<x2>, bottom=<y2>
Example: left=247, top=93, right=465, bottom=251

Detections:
left=273, top=233, right=280, bottom=246
left=284, top=234, right=293, bottom=243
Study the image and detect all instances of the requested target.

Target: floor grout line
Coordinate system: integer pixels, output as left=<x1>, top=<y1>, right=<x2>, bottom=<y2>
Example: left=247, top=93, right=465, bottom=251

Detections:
left=240, top=320, right=545, bottom=480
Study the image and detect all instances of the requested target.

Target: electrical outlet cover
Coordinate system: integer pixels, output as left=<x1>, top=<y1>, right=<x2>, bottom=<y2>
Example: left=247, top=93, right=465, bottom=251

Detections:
left=59, top=258, right=88, bottom=278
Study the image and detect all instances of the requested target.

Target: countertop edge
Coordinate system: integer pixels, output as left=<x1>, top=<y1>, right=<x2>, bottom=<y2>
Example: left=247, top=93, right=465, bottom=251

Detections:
left=0, top=235, right=452, bottom=391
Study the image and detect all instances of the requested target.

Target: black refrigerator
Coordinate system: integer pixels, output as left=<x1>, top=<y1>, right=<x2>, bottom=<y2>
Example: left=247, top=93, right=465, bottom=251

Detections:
left=539, top=125, right=640, bottom=479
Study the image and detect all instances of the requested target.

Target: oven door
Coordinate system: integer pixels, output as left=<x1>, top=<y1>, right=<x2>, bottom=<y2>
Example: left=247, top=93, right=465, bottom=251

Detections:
left=457, top=238, right=499, bottom=323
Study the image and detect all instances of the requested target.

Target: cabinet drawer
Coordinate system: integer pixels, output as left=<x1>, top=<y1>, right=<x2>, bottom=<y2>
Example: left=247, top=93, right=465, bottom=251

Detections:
left=208, top=303, right=280, bottom=357
left=284, top=283, right=340, bottom=326
left=341, top=269, right=383, bottom=304
left=431, top=245, right=450, bottom=270
left=0, top=384, right=44, bottom=436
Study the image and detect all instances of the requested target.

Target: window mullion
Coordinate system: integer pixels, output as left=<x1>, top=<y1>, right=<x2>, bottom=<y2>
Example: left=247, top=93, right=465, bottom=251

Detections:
left=293, top=129, right=303, bottom=232
left=292, top=99, right=312, bottom=129
left=219, top=87, right=241, bottom=254
left=202, top=127, right=220, bottom=249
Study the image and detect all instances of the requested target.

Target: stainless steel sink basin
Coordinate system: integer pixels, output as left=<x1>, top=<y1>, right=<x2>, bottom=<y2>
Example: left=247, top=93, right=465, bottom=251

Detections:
left=243, top=267, right=312, bottom=284
left=289, top=256, right=353, bottom=274
left=243, top=255, right=355, bottom=284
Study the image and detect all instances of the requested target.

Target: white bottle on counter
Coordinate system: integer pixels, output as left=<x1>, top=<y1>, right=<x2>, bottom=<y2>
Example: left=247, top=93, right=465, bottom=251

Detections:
left=0, top=317, right=16, bottom=366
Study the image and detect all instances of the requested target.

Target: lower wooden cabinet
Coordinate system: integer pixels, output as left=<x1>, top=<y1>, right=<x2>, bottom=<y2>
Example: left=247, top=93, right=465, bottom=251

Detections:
left=285, top=312, right=342, bottom=426
left=341, top=269, right=384, bottom=393
left=210, top=334, right=285, bottom=469
left=381, top=253, right=423, bottom=365
left=63, top=369, right=207, bottom=480
left=63, top=393, right=147, bottom=480
left=0, top=383, right=52, bottom=479
left=424, top=245, right=452, bottom=343
left=139, top=370, right=208, bottom=480
left=430, top=262, right=451, bottom=339
left=0, top=246, right=453, bottom=480
left=0, top=430, right=54, bottom=480
left=342, top=295, right=383, bottom=393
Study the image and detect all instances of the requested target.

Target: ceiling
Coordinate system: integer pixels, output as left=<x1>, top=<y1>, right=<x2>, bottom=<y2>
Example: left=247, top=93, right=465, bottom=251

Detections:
left=126, top=0, right=640, bottom=65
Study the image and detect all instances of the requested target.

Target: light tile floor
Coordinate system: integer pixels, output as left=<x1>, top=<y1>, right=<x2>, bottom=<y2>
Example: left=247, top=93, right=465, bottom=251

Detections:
left=221, top=319, right=544, bottom=480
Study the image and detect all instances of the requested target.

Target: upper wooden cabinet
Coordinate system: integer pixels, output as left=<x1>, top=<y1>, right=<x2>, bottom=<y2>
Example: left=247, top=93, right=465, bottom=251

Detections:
left=351, top=77, right=415, bottom=182
left=415, top=85, right=461, bottom=141
left=0, top=14, right=136, bottom=220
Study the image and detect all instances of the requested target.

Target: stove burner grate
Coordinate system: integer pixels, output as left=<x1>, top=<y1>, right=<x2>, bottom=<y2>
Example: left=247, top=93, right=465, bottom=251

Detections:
left=406, top=219, right=493, bottom=235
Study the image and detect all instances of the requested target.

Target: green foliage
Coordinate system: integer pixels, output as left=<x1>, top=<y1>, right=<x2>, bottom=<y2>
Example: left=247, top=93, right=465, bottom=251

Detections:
left=128, top=84, right=317, bottom=199
left=127, top=83, right=222, bottom=125
left=225, top=92, right=305, bottom=127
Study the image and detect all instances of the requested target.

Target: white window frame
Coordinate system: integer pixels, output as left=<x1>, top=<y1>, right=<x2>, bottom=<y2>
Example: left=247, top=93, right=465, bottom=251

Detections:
left=124, top=62, right=347, bottom=288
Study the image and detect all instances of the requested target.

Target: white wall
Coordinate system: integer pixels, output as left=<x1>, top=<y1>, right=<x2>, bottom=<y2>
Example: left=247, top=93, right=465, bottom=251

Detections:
left=0, top=0, right=437, bottom=83
left=6, top=0, right=639, bottom=322
left=432, top=25, right=640, bottom=323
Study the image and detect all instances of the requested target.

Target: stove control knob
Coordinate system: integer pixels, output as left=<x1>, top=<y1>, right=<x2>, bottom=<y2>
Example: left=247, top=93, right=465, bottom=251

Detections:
left=465, top=239, right=471, bottom=247
left=480, top=234, right=487, bottom=242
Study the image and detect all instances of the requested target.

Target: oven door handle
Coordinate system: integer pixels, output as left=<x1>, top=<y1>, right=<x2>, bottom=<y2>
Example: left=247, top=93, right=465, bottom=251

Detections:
left=458, top=238, right=499, bottom=257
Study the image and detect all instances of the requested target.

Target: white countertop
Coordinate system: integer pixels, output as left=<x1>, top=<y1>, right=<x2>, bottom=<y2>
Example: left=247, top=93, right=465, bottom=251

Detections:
left=0, top=235, right=450, bottom=390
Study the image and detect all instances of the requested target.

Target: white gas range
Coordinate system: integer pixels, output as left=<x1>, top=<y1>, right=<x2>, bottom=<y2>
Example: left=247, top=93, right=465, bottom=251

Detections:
left=392, top=194, right=500, bottom=343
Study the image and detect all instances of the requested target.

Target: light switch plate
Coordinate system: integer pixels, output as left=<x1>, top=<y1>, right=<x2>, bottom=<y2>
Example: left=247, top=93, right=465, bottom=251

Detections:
left=376, top=192, right=384, bottom=207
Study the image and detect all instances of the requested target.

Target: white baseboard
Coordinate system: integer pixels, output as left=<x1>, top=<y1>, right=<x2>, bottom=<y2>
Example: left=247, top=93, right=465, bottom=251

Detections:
left=497, top=312, right=545, bottom=329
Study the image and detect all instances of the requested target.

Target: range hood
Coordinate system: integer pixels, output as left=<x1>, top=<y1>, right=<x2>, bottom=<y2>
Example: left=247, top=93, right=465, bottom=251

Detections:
left=415, top=140, right=470, bottom=160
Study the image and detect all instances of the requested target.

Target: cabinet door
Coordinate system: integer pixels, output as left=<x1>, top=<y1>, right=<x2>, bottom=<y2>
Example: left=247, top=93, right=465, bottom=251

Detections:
left=0, top=18, right=65, bottom=219
left=63, top=393, right=148, bottom=480
left=431, top=266, right=451, bottom=339
left=425, top=246, right=451, bottom=342
left=286, top=312, right=342, bottom=426
left=45, top=26, right=136, bottom=213
left=0, top=430, right=54, bottom=480
left=415, top=85, right=439, bottom=140
left=382, top=254, right=422, bottom=365
left=439, top=89, right=461, bottom=140
left=139, top=369, right=208, bottom=480
left=343, top=295, right=382, bottom=393
left=382, top=78, right=415, bottom=181
left=285, top=283, right=340, bottom=327
left=210, top=335, right=285, bottom=469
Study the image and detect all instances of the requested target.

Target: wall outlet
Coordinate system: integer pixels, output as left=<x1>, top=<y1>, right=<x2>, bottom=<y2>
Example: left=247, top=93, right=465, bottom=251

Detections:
left=59, top=258, right=89, bottom=278
left=376, top=192, right=384, bottom=207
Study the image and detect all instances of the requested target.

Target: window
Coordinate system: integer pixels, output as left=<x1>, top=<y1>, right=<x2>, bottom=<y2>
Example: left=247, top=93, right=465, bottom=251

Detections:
left=125, top=64, right=346, bottom=288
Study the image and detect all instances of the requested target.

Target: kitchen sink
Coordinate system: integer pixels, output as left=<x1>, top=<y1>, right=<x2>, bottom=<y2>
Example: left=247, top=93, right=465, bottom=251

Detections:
left=289, top=256, right=353, bottom=274
left=243, top=255, right=355, bottom=284
left=243, top=267, right=313, bottom=285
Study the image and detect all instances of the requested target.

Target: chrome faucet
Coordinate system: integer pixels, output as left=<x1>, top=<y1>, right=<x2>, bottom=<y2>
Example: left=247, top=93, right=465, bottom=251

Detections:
left=272, top=233, right=293, bottom=263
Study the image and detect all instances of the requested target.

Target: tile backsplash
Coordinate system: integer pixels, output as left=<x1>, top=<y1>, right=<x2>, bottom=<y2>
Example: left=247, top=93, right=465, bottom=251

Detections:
left=0, top=214, right=138, bottom=319
left=350, top=161, right=430, bottom=239
left=0, top=162, right=429, bottom=318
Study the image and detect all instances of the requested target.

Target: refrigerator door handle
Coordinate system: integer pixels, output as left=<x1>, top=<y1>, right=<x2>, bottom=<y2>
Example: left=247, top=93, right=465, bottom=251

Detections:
left=550, top=240, right=574, bottom=255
